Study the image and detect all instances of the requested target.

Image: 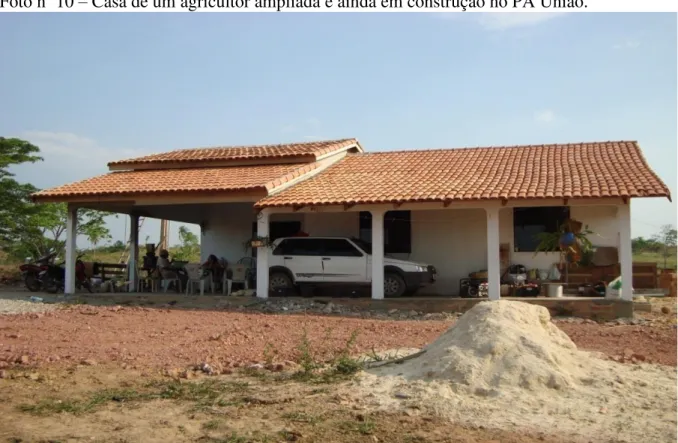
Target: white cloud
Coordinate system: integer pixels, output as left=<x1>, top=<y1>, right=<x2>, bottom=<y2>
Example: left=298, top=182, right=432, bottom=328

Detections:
left=436, top=12, right=567, bottom=31
left=613, top=39, right=640, bottom=50
left=21, top=131, right=141, bottom=164
left=534, top=110, right=556, bottom=123
left=280, top=119, right=323, bottom=139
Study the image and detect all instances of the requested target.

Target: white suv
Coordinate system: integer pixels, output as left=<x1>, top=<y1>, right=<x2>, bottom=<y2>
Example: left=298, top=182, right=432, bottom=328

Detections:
left=267, top=236, right=437, bottom=297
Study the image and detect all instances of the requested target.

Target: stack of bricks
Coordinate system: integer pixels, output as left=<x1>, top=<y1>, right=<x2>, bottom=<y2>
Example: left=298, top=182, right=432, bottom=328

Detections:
left=659, top=270, right=677, bottom=298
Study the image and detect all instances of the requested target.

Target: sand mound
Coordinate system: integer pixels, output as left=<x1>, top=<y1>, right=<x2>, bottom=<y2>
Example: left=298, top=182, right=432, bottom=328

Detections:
left=392, top=301, right=587, bottom=393
left=350, top=301, right=677, bottom=443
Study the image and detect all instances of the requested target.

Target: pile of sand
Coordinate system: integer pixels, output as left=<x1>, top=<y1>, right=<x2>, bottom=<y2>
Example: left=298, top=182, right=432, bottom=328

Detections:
left=350, top=301, right=677, bottom=443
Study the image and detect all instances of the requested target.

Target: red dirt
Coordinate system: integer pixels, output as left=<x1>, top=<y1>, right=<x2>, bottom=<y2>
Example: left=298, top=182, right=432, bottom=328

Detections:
left=1, top=305, right=676, bottom=371
left=557, top=323, right=677, bottom=366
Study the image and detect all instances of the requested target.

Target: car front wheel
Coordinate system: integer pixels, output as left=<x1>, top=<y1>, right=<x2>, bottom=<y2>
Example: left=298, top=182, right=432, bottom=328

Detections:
left=269, top=272, right=294, bottom=294
left=384, top=273, right=407, bottom=298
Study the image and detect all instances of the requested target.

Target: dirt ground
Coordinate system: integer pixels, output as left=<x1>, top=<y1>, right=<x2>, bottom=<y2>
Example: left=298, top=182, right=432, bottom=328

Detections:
left=0, top=364, right=584, bottom=443
left=0, top=295, right=675, bottom=442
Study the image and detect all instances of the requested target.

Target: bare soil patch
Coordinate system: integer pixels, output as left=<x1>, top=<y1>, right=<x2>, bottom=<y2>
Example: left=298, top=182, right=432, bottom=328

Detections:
left=0, top=365, right=574, bottom=443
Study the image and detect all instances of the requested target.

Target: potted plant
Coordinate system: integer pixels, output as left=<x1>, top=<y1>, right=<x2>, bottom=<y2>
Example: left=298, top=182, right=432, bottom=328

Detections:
left=534, top=218, right=595, bottom=286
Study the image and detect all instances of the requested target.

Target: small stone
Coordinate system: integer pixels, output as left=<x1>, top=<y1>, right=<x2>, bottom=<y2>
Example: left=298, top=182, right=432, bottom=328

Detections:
left=0, top=370, right=6, bottom=379
left=164, top=368, right=180, bottom=378
left=394, top=392, right=411, bottom=399
left=80, top=359, right=97, bottom=366
left=599, top=407, right=608, bottom=414
left=209, top=334, right=222, bottom=341
left=17, top=355, right=29, bottom=364
left=661, top=306, right=671, bottom=314
left=7, top=334, right=20, bottom=339
left=388, top=309, right=398, bottom=315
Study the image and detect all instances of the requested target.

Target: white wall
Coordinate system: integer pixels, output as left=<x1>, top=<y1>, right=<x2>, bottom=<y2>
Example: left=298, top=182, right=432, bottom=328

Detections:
left=201, top=204, right=308, bottom=264
left=201, top=203, right=255, bottom=264
left=303, top=212, right=359, bottom=237
left=410, top=209, right=488, bottom=296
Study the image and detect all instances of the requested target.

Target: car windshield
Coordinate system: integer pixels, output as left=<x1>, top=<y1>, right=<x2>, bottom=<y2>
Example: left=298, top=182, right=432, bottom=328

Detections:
left=350, top=238, right=372, bottom=255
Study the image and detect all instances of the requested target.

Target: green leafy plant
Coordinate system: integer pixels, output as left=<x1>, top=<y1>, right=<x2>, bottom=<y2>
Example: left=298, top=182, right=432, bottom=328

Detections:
left=534, top=219, right=595, bottom=267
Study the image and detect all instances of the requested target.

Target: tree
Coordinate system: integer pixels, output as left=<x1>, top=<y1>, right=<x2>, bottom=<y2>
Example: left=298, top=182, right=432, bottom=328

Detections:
left=0, top=137, right=43, bottom=243
left=3, top=202, right=113, bottom=261
left=173, top=226, right=200, bottom=262
left=653, top=224, right=677, bottom=269
left=0, top=137, right=116, bottom=261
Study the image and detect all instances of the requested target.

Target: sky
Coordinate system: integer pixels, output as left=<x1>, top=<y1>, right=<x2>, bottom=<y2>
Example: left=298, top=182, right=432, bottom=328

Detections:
left=0, top=12, right=676, bottom=247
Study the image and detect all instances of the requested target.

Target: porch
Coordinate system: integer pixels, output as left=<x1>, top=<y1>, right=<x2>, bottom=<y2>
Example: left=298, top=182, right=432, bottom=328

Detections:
left=57, top=195, right=636, bottom=302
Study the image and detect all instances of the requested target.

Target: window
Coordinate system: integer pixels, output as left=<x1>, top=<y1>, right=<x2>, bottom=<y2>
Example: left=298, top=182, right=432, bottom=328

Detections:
left=322, top=239, right=363, bottom=257
left=359, top=211, right=412, bottom=254
left=273, top=238, right=324, bottom=256
left=513, top=206, right=570, bottom=252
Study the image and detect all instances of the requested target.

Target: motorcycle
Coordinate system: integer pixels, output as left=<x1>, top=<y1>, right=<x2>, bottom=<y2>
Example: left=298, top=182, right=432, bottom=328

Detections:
left=18, top=253, right=56, bottom=292
left=38, top=254, right=92, bottom=294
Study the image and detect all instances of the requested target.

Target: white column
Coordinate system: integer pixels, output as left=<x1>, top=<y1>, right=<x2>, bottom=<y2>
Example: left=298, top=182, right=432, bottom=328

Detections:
left=128, top=214, right=140, bottom=293
left=255, top=209, right=270, bottom=299
left=486, top=206, right=501, bottom=301
left=371, top=209, right=386, bottom=300
left=618, top=202, right=634, bottom=300
left=64, top=205, right=78, bottom=295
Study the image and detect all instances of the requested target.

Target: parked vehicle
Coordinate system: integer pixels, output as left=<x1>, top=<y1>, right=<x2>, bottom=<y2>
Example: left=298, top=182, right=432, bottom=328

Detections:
left=267, top=236, right=436, bottom=297
left=18, top=253, right=56, bottom=292
left=39, top=254, right=92, bottom=294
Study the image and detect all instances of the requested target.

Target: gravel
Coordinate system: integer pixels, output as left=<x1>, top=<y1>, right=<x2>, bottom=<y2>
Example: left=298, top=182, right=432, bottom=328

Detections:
left=0, top=298, right=60, bottom=315
left=0, top=300, right=675, bottom=372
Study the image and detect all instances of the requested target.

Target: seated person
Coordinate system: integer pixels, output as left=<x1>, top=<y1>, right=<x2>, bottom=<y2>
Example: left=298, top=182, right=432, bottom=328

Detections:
left=202, top=254, right=226, bottom=288
left=156, top=249, right=188, bottom=289
left=142, top=251, right=157, bottom=271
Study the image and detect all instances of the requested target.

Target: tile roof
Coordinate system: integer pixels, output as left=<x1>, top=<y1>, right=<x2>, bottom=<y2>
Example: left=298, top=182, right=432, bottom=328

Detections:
left=256, top=141, right=670, bottom=207
left=108, top=138, right=360, bottom=169
left=33, top=163, right=320, bottom=200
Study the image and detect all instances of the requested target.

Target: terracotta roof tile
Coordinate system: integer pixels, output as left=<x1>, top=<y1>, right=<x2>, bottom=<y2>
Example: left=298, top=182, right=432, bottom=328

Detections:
left=108, top=138, right=359, bottom=169
left=33, top=163, right=319, bottom=200
left=257, top=141, right=670, bottom=207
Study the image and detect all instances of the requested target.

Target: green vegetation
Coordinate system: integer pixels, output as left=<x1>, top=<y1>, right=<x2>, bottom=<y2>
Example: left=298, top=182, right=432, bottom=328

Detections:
left=19, top=379, right=252, bottom=416
left=0, top=136, right=201, bottom=267
left=0, top=137, right=114, bottom=263
left=632, top=224, right=677, bottom=269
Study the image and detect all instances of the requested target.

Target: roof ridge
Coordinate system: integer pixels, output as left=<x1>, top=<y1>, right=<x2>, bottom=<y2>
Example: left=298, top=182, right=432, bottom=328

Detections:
left=132, top=138, right=357, bottom=156
left=353, top=140, right=640, bottom=156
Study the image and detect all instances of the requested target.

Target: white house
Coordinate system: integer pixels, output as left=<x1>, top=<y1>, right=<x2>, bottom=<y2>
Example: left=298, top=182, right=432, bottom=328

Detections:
left=32, top=138, right=671, bottom=301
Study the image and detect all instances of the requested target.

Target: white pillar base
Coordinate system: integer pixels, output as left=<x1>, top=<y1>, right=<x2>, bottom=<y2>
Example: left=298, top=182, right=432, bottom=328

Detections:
left=371, top=210, right=386, bottom=300
left=64, top=206, right=78, bottom=295
left=486, top=206, right=501, bottom=301
left=255, top=209, right=270, bottom=299
left=618, top=203, right=634, bottom=301
left=129, top=215, right=140, bottom=293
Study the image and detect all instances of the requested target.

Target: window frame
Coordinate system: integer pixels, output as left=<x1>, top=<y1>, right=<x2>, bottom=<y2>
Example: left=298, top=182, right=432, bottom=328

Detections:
left=513, top=206, right=570, bottom=252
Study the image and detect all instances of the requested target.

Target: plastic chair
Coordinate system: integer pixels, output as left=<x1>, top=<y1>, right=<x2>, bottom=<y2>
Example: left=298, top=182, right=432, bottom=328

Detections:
left=160, top=267, right=183, bottom=293
left=230, top=264, right=249, bottom=291
left=137, top=264, right=156, bottom=293
left=185, top=263, right=212, bottom=296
